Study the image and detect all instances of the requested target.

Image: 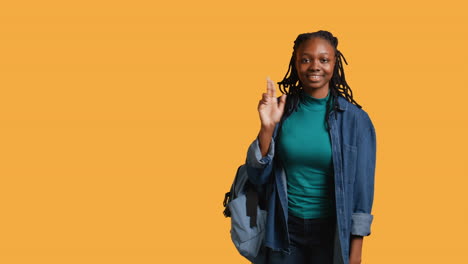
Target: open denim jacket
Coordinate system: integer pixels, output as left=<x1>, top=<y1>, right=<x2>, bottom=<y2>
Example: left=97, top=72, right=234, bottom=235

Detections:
left=245, top=95, right=377, bottom=264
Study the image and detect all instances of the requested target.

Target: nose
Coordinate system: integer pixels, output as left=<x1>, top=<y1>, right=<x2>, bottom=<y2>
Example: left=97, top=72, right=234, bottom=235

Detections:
left=308, top=59, right=320, bottom=72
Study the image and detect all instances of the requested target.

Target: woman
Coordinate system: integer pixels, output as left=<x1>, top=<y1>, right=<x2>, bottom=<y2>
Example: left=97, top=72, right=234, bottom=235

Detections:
left=245, top=30, right=377, bottom=264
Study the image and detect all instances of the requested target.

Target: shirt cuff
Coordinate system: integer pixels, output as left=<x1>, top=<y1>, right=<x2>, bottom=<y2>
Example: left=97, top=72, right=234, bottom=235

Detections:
left=351, top=213, right=374, bottom=236
left=246, top=137, right=275, bottom=168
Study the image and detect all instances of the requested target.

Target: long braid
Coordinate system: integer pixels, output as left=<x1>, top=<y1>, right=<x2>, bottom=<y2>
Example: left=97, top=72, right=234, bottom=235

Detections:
left=277, top=30, right=362, bottom=127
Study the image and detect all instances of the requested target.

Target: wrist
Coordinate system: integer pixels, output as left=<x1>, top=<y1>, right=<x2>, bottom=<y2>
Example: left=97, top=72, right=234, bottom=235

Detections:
left=260, top=123, right=276, bottom=132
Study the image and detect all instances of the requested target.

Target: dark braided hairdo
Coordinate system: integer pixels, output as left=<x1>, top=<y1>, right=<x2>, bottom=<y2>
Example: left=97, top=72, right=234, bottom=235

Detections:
left=277, top=30, right=362, bottom=125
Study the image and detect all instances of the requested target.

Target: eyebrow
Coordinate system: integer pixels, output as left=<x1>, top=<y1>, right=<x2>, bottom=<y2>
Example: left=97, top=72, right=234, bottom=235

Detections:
left=301, top=52, right=330, bottom=55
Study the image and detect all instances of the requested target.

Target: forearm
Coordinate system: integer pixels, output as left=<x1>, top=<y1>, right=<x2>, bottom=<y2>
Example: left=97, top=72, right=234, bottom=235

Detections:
left=349, top=235, right=363, bottom=264
left=258, top=124, right=275, bottom=157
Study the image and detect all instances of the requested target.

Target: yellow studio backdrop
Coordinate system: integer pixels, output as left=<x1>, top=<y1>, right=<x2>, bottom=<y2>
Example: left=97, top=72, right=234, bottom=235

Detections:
left=0, top=0, right=467, bottom=263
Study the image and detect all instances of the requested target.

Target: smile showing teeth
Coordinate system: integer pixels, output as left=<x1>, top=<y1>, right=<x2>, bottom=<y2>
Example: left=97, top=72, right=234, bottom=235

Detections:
left=308, top=75, right=322, bottom=80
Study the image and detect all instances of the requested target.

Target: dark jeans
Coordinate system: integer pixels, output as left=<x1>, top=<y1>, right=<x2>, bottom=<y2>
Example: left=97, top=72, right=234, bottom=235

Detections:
left=266, top=213, right=335, bottom=264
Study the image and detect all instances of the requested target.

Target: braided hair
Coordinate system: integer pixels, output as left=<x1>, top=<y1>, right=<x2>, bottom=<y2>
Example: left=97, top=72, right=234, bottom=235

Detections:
left=277, top=30, right=361, bottom=126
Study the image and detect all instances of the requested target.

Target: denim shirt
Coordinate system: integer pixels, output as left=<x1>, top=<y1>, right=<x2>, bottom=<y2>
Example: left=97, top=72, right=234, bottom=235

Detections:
left=245, top=95, right=377, bottom=264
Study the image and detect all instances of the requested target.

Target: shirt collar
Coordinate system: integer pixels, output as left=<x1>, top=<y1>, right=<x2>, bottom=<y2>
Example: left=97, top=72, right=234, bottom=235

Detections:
left=335, top=95, right=348, bottom=111
left=297, top=89, right=348, bottom=112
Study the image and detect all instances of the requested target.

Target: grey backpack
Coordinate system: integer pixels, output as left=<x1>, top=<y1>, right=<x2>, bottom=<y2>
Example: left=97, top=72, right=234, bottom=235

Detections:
left=223, top=164, right=267, bottom=262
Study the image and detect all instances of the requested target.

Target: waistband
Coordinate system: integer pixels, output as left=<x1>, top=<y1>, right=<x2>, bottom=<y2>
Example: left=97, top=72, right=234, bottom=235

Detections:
left=288, top=212, right=335, bottom=224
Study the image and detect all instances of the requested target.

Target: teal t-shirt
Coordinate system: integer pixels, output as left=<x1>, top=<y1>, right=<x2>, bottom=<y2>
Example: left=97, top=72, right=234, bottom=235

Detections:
left=277, top=90, right=335, bottom=219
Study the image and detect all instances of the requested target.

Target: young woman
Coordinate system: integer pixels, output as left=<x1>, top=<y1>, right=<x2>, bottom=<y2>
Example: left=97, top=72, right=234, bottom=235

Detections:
left=245, top=30, right=377, bottom=264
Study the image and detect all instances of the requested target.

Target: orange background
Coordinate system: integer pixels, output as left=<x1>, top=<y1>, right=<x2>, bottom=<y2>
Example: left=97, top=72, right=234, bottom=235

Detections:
left=0, top=0, right=467, bottom=263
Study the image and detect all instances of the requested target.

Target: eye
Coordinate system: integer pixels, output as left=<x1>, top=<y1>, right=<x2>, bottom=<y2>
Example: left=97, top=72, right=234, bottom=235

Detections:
left=320, top=58, right=329, bottom=63
left=301, top=58, right=310, bottom=63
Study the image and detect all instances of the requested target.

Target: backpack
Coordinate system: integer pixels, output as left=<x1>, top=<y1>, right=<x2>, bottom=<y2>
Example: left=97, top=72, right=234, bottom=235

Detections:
left=223, top=164, right=267, bottom=262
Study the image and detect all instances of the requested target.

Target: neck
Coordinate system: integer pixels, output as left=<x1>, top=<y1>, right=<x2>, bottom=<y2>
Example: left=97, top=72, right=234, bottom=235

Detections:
left=303, top=86, right=330, bottom=99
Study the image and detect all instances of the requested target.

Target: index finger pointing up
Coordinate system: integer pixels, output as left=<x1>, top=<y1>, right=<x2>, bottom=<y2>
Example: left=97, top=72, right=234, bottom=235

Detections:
left=266, top=77, right=276, bottom=98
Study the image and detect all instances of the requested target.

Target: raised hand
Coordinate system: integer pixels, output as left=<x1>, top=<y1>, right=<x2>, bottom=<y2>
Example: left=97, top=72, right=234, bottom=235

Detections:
left=258, top=77, right=287, bottom=129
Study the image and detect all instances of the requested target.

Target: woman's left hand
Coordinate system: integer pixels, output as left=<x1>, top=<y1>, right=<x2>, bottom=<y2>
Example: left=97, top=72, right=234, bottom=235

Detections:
left=349, top=235, right=363, bottom=264
left=349, top=257, right=362, bottom=264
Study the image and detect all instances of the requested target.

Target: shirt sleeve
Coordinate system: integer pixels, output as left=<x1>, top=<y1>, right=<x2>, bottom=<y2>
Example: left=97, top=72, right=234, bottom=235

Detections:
left=351, top=111, right=377, bottom=236
left=245, top=124, right=279, bottom=185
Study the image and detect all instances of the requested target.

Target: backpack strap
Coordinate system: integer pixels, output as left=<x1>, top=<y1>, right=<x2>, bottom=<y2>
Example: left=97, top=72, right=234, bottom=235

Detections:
left=223, top=165, right=244, bottom=217
left=246, top=187, right=259, bottom=228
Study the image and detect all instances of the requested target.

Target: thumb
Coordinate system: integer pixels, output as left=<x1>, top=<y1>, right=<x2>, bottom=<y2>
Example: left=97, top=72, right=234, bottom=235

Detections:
left=277, top=94, right=287, bottom=113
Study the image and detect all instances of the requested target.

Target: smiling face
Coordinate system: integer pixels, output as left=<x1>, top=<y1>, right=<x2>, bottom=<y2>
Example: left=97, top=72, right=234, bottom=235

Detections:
left=295, top=37, right=336, bottom=98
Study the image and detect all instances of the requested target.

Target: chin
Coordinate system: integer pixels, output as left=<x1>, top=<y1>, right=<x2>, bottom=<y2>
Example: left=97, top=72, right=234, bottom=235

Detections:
left=304, top=84, right=326, bottom=90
